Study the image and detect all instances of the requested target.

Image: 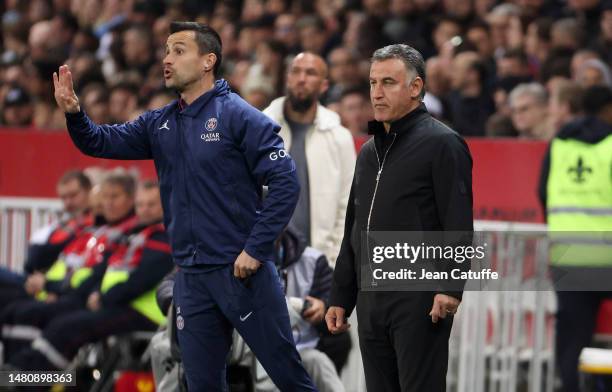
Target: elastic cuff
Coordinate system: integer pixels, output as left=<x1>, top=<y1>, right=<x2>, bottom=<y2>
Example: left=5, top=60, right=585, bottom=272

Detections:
left=329, top=286, right=356, bottom=317
left=65, top=110, right=84, bottom=118
left=244, top=245, right=269, bottom=263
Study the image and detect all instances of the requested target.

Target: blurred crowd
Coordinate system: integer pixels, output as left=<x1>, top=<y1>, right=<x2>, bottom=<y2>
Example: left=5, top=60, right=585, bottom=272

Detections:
left=0, top=0, right=610, bottom=140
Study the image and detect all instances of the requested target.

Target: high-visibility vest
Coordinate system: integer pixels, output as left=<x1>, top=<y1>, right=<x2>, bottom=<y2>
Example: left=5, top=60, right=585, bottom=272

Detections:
left=546, top=135, right=612, bottom=266
left=37, top=216, right=139, bottom=300
left=45, top=213, right=94, bottom=247
left=37, top=229, right=95, bottom=301
left=100, top=223, right=168, bottom=325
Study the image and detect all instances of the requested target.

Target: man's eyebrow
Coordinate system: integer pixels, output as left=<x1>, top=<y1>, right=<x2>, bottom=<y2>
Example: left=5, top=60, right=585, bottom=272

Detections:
left=167, top=41, right=187, bottom=48
left=369, top=76, right=397, bottom=82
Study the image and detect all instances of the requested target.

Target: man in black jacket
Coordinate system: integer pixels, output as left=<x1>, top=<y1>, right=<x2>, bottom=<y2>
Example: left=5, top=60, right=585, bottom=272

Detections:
left=325, top=44, right=473, bottom=392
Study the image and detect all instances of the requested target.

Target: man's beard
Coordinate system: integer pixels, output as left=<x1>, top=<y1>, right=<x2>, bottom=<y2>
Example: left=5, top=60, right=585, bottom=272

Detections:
left=167, top=78, right=185, bottom=92
left=166, top=74, right=194, bottom=93
left=287, top=91, right=315, bottom=113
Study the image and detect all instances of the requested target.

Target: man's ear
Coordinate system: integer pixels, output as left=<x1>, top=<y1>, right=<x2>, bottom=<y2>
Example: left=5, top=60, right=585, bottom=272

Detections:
left=411, top=77, right=424, bottom=99
left=319, top=78, right=330, bottom=95
left=203, top=53, right=217, bottom=72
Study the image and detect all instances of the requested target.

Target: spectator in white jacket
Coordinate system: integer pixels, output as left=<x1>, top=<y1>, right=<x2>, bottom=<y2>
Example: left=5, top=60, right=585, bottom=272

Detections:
left=263, top=52, right=356, bottom=265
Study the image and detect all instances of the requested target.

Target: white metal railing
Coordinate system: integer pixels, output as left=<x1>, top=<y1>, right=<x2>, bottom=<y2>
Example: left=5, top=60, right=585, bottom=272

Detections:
left=450, top=222, right=555, bottom=392
left=0, top=197, right=63, bottom=271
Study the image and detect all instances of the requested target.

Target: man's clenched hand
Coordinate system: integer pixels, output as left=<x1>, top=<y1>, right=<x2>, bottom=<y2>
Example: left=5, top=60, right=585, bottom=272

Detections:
left=233, top=250, right=262, bottom=279
left=325, top=306, right=350, bottom=334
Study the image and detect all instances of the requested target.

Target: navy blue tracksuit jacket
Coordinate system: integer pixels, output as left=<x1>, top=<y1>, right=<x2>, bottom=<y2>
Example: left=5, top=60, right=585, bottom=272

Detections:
left=66, top=79, right=299, bottom=266
left=65, top=79, right=317, bottom=391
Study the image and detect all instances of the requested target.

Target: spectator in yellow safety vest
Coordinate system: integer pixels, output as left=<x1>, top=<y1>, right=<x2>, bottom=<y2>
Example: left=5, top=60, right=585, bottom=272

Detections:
left=8, top=180, right=174, bottom=372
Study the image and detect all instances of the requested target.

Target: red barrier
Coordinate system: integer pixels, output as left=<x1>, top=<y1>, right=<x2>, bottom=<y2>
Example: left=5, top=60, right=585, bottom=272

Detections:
left=0, top=129, right=156, bottom=197
left=469, top=138, right=547, bottom=223
left=0, top=129, right=548, bottom=223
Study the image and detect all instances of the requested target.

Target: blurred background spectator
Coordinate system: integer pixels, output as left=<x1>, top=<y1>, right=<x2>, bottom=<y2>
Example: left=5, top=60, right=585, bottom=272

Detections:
left=0, top=0, right=609, bottom=138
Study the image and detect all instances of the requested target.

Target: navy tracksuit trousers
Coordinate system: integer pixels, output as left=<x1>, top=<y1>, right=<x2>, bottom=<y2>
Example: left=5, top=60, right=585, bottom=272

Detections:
left=173, top=261, right=317, bottom=392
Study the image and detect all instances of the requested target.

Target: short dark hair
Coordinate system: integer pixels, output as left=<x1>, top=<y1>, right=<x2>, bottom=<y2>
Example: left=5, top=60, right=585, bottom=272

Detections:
left=110, top=82, right=139, bottom=97
left=531, top=17, right=553, bottom=42
left=102, top=173, right=136, bottom=198
left=140, top=179, right=160, bottom=190
left=371, top=44, right=426, bottom=99
left=583, top=86, right=612, bottom=116
left=340, top=85, right=369, bottom=101
left=555, top=82, right=584, bottom=114
left=58, top=170, right=92, bottom=191
left=467, top=19, right=490, bottom=34
left=468, top=60, right=488, bottom=86
left=296, top=15, right=326, bottom=32
left=502, top=48, right=529, bottom=67
left=169, top=21, right=222, bottom=77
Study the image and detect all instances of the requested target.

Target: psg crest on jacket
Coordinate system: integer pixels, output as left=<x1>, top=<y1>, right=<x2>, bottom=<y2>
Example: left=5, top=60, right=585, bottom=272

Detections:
left=205, top=117, right=218, bottom=132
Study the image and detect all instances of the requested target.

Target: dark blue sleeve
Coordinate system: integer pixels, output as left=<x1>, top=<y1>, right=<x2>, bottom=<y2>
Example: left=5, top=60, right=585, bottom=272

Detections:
left=72, top=258, right=108, bottom=298
left=43, top=279, right=65, bottom=295
left=24, top=243, right=67, bottom=274
left=65, top=110, right=153, bottom=160
left=232, top=102, right=300, bottom=262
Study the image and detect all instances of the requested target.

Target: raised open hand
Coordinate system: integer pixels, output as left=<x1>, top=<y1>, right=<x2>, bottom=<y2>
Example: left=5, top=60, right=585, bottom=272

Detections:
left=53, top=64, right=80, bottom=113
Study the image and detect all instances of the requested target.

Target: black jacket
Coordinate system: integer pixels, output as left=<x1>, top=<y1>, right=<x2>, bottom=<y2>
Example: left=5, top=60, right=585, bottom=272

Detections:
left=329, top=104, right=474, bottom=315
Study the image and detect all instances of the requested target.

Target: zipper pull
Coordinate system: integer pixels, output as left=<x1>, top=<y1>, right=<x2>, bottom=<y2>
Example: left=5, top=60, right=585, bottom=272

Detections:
left=376, top=169, right=382, bottom=182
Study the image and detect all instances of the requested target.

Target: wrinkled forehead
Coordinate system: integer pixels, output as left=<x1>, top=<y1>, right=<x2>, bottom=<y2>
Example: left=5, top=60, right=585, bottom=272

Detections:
left=369, top=58, right=409, bottom=78
left=136, top=187, right=160, bottom=202
left=101, top=183, right=128, bottom=196
left=166, top=30, right=197, bottom=47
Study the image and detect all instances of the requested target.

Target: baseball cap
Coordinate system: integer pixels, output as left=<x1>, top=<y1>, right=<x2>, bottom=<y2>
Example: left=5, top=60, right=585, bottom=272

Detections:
left=4, top=85, right=31, bottom=107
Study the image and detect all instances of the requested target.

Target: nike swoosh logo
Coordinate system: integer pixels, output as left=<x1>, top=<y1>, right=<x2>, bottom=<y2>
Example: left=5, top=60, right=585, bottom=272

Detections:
left=239, top=312, right=253, bottom=322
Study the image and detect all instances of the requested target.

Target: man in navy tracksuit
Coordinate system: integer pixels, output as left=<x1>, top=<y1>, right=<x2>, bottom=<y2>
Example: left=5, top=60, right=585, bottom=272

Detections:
left=53, top=21, right=317, bottom=391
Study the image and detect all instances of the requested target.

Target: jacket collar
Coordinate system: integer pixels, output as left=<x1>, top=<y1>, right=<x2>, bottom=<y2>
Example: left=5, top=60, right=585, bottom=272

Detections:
left=177, top=79, right=230, bottom=117
left=367, top=103, right=430, bottom=136
left=131, top=218, right=165, bottom=234
left=556, top=115, right=612, bottom=143
left=265, top=96, right=342, bottom=132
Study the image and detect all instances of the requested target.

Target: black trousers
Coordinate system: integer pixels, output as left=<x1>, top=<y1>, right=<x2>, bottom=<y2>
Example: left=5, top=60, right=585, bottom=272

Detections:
left=556, top=291, right=612, bottom=392
left=0, top=285, right=29, bottom=313
left=11, top=306, right=157, bottom=371
left=316, top=327, right=352, bottom=374
left=1, top=296, right=83, bottom=362
left=356, top=291, right=453, bottom=392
